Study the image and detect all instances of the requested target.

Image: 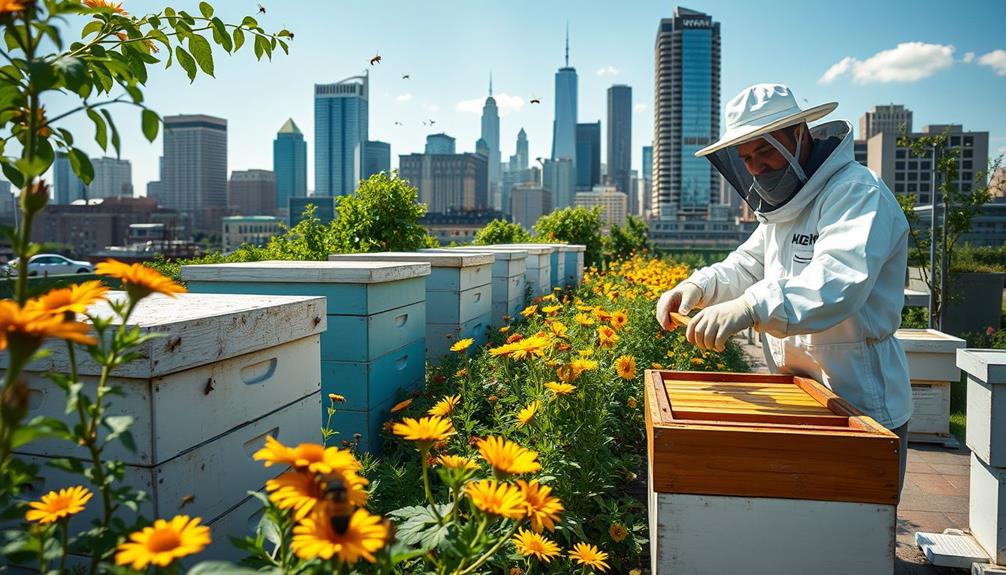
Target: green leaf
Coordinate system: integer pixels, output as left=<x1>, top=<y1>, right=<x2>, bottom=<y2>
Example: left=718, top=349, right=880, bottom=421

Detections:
left=67, top=147, right=94, bottom=185
left=388, top=504, right=451, bottom=551
left=101, top=109, right=121, bottom=157
left=253, top=34, right=264, bottom=60
left=241, top=16, right=258, bottom=28
left=210, top=18, right=231, bottom=52
left=188, top=34, right=214, bottom=76
left=174, top=45, right=196, bottom=81
left=232, top=27, right=245, bottom=51
left=198, top=1, right=214, bottom=18
left=53, top=56, right=87, bottom=92
left=86, top=108, right=107, bottom=150
left=1, top=161, right=24, bottom=188
left=81, top=20, right=103, bottom=39
left=10, top=416, right=71, bottom=448
left=187, top=562, right=277, bottom=575
left=141, top=109, right=159, bottom=142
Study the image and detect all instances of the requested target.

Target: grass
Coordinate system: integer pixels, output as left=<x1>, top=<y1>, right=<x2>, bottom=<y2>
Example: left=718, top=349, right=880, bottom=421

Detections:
left=950, top=374, right=966, bottom=442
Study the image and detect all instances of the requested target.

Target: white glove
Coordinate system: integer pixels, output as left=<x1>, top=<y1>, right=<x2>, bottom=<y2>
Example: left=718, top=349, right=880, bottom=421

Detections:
left=655, top=281, right=703, bottom=332
left=686, top=297, right=756, bottom=352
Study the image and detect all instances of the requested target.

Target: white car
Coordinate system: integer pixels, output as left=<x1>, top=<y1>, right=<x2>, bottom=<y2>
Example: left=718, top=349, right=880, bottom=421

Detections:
left=7, top=254, right=95, bottom=276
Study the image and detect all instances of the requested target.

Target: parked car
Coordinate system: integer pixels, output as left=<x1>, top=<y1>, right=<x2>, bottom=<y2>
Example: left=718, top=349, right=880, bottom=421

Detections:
left=4, top=254, right=95, bottom=277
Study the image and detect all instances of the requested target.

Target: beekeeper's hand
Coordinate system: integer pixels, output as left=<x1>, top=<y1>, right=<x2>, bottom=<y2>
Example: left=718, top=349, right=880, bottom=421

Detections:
left=655, top=282, right=703, bottom=331
left=687, top=297, right=756, bottom=352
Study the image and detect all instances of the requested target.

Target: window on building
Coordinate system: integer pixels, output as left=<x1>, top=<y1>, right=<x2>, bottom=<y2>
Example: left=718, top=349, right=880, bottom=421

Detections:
left=908, top=183, right=917, bottom=192
left=896, top=172, right=905, bottom=181
left=964, top=136, right=973, bottom=147
left=920, top=182, right=930, bottom=192
left=963, top=148, right=973, bottom=158
left=908, top=161, right=917, bottom=170
left=950, top=136, right=961, bottom=147
left=963, top=160, right=973, bottom=170
left=896, top=149, right=906, bottom=159
left=921, top=161, right=932, bottom=170
left=962, top=183, right=972, bottom=192
left=919, top=194, right=930, bottom=204
left=896, top=161, right=905, bottom=170
left=895, top=183, right=905, bottom=192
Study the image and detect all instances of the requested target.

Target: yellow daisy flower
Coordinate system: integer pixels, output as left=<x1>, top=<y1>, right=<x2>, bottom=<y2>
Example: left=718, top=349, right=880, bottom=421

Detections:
left=464, top=479, right=526, bottom=519
left=477, top=436, right=541, bottom=475
left=517, top=400, right=540, bottom=427
left=609, top=523, right=628, bottom=542
left=428, top=394, right=460, bottom=417
left=609, top=310, right=628, bottom=330
left=291, top=507, right=388, bottom=564
left=548, top=320, right=568, bottom=338
left=597, top=326, right=618, bottom=349
left=569, top=542, right=610, bottom=572
left=95, top=259, right=186, bottom=299
left=392, top=416, right=455, bottom=446
left=544, top=381, right=576, bottom=396
left=512, top=528, right=560, bottom=562
left=574, top=313, right=595, bottom=326
left=520, top=305, right=538, bottom=317
left=29, top=280, right=109, bottom=317
left=615, top=355, right=637, bottom=380
left=115, top=515, right=210, bottom=570
left=450, top=338, right=474, bottom=352
left=25, top=486, right=92, bottom=525
left=517, top=480, right=564, bottom=533
left=540, top=304, right=561, bottom=315
left=437, top=454, right=478, bottom=471
left=0, top=299, right=96, bottom=352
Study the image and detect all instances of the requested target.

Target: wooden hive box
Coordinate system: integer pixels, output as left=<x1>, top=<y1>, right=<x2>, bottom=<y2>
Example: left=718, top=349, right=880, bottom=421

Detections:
left=425, top=247, right=528, bottom=327
left=327, top=252, right=494, bottom=361
left=645, top=369, right=900, bottom=575
left=895, top=329, right=965, bottom=440
left=182, top=260, right=430, bottom=453
left=6, top=292, right=326, bottom=531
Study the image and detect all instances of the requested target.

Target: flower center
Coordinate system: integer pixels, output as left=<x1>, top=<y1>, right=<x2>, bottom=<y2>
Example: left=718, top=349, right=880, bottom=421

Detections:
left=146, top=528, right=182, bottom=553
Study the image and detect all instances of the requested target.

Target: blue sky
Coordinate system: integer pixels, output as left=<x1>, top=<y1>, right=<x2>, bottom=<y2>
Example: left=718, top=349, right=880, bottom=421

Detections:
left=45, top=0, right=1006, bottom=195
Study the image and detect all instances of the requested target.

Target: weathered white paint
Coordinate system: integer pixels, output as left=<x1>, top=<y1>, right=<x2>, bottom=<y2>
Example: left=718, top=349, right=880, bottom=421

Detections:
left=915, top=530, right=991, bottom=569
left=895, top=329, right=966, bottom=382
left=182, top=259, right=431, bottom=283
left=650, top=491, right=896, bottom=575
left=971, top=453, right=1006, bottom=565
left=958, top=349, right=1006, bottom=385
left=16, top=393, right=320, bottom=529
left=967, top=375, right=1006, bottom=468
left=18, top=335, right=320, bottom=465
left=327, top=251, right=494, bottom=268
left=3, top=292, right=326, bottom=379
left=909, top=380, right=952, bottom=436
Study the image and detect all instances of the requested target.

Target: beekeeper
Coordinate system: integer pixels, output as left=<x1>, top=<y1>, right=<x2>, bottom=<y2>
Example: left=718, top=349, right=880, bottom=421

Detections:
left=655, top=83, right=912, bottom=487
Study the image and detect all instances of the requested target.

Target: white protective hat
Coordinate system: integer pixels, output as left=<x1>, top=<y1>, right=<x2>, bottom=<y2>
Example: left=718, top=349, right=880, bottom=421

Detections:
left=695, top=83, right=837, bottom=157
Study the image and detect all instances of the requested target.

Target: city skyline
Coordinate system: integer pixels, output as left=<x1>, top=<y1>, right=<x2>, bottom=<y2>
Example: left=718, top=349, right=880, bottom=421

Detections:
left=38, top=0, right=1006, bottom=198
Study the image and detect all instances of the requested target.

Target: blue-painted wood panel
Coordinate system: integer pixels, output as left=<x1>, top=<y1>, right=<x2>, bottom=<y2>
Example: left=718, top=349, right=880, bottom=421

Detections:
left=319, top=338, right=425, bottom=413
left=322, top=301, right=425, bottom=362
left=426, top=283, right=491, bottom=325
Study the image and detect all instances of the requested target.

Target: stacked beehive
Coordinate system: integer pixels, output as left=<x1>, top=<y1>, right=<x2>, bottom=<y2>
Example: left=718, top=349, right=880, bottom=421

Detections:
left=486, top=244, right=552, bottom=297
left=5, top=292, right=326, bottom=562
left=432, top=246, right=530, bottom=326
left=645, top=369, right=899, bottom=575
left=326, top=252, right=494, bottom=361
left=894, top=328, right=966, bottom=444
left=182, top=260, right=430, bottom=453
left=958, top=349, right=1006, bottom=567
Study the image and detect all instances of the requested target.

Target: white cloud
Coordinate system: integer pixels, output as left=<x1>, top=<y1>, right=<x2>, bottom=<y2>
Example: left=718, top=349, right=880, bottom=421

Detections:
left=596, top=65, right=620, bottom=77
left=818, top=42, right=955, bottom=84
left=634, top=103, right=647, bottom=113
left=396, top=93, right=413, bottom=102
left=963, top=51, right=976, bottom=63
left=426, top=104, right=440, bottom=112
left=978, top=49, right=1006, bottom=76
left=455, top=93, right=525, bottom=117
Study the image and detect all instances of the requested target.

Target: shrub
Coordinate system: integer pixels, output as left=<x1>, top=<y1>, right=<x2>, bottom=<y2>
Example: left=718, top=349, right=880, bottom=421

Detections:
left=533, top=206, right=604, bottom=267
left=473, top=218, right=532, bottom=245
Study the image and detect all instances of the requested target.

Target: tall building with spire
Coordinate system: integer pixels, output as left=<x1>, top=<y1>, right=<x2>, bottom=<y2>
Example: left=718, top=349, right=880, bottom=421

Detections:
left=652, top=7, right=720, bottom=220
left=481, top=73, right=502, bottom=210
left=315, top=71, right=369, bottom=197
left=551, top=25, right=577, bottom=165
left=273, top=118, right=307, bottom=216
left=514, top=128, right=528, bottom=171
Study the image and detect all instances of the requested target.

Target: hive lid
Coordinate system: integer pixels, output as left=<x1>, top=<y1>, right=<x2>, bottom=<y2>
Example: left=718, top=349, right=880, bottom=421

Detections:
left=957, top=348, right=1006, bottom=384
left=327, top=251, right=494, bottom=268
left=484, top=243, right=554, bottom=255
left=5, top=292, right=327, bottom=378
left=894, top=329, right=966, bottom=354
left=424, top=247, right=527, bottom=261
left=182, top=260, right=431, bottom=283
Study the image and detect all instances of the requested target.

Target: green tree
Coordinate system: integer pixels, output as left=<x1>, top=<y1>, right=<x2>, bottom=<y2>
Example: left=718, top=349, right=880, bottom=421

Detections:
left=533, top=205, right=604, bottom=266
left=473, top=218, right=531, bottom=245
left=331, top=171, right=438, bottom=252
left=606, top=215, right=649, bottom=259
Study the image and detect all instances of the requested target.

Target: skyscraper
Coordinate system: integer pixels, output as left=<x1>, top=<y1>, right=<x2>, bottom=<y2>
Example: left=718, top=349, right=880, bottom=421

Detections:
left=161, top=114, right=228, bottom=231
left=575, top=122, right=601, bottom=191
left=315, top=72, right=368, bottom=197
left=90, top=157, right=133, bottom=198
left=543, top=158, right=575, bottom=210
left=228, top=169, right=276, bottom=215
left=515, top=128, right=528, bottom=171
left=481, top=73, right=501, bottom=210
left=652, top=7, right=721, bottom=219
left=607, top=85, right=632, bottom=197
left=551, top=26, right=577, bottom=166
left=426, top=133, right=456, bottom=154
left=363, top=140, right=391, bottom=179
left=273, top=118, right=307, bottom=216
left=398, top=152, right=488, bottom=214
left=860, top=104, right=913, bottom=139
left=53, top=152, right=86, bottom=204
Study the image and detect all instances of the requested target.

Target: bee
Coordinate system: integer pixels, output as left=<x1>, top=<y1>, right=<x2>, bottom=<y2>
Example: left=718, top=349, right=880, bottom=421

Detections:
left=321, top=477, right=352, bottom=534
left=179, top=494, right=195, bottom=508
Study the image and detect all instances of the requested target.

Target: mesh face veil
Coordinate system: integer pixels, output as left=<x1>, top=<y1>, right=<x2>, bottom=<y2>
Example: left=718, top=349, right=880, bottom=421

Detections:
left=706, top=124, right=808, bottom=213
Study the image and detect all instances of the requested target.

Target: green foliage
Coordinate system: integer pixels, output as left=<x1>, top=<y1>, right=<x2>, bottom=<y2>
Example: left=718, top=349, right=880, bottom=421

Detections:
left=533, top=205, right=604, bottom=267
left=330, top=171, right=438, bottom=253
left=472, top=218, right=531, bottom=245
left=606, top=215, right=649, bottom=260
left=900, top=306, right=929, bottom=329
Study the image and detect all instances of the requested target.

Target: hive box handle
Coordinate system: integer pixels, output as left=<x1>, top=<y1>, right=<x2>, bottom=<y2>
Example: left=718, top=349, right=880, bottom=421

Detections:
left=473, top=292, right=482, bottom=302
left=244, top=427, right=279, bottom=458
left=241, top=358, right=277, bottom=385
left=395, top=313, right=408, bottom=327
left=396, top=355, right=409, bottom=371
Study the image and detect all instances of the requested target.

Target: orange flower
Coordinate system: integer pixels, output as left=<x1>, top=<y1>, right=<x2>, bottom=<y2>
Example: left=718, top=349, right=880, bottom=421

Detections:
left=0, top=299, right=96, bottom=353
left=390, top=398, right=413, bottom=413
left=517, top=480, right=564, bottom=533
left=95, top=259, right=186, bottom=299
left=84, top=0, right=126, bottom=14
left=597, top=326, right=618, bottom=349
left=0, top=0, right=25, bottom=14
left=609, top=310, right=628, bottom=331
left=614, top=355, right=636, bottom=380
left=29, top=281, right=109, bottom=317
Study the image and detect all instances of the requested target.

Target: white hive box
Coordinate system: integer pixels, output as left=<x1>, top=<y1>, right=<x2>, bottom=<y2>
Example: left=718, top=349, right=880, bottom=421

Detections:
left=425, top=247, right=528, bottom=326
left=8, top=291, right=326, bottom=527
left=960, top=349, right=1006, bottom=468
left=327, top=252, right=494, bottom=360
left=182, top=260, right=431, bottom=454
left=970, top=453, right=1006, bottom=566
left=483, top=244, right=553, bottom=297
left=896, top=329, right=966, bottom=440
